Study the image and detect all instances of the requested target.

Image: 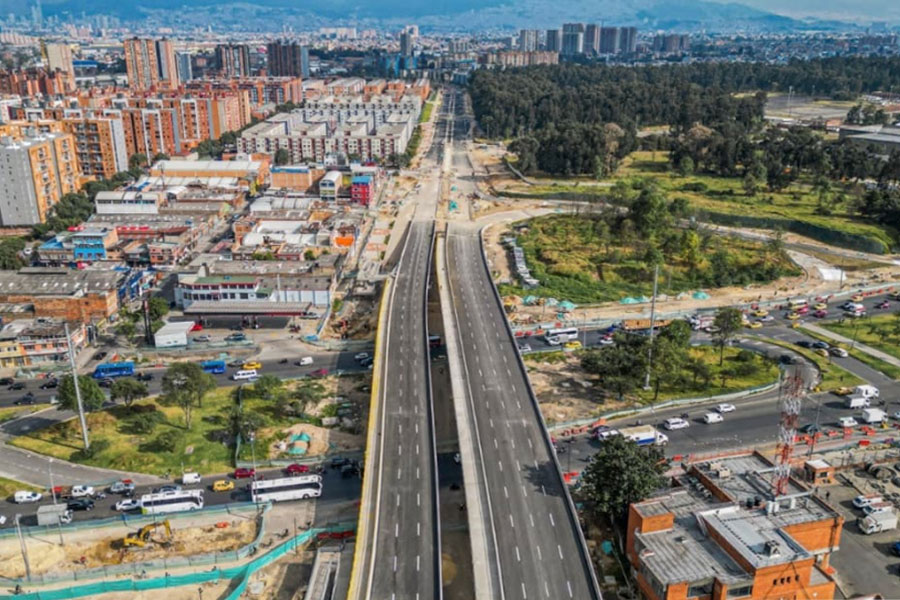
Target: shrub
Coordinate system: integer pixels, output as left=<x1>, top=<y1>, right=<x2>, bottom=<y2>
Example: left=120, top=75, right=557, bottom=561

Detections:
left=140, top=430, right=182, bottom=453
left=72, top=438, right=110, bottom=461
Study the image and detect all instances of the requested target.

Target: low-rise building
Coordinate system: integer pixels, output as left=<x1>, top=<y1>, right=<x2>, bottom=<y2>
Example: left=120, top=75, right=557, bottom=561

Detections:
left=269, top=164, right=327, bottom=191
left=0, top=318, right=87, bottom=368
left=319, top=171, right=342, bottom=201
left=0, top=268, right=122, bottom=324
left=627, top=452, right=841, bottom=600
left=153, top=320, right=194, bottom=348
left=351, top=175, right=375, bottom=206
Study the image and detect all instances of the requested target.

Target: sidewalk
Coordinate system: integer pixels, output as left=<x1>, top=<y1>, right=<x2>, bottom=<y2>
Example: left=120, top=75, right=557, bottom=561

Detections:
left=802, top=322, right=900, bottom=369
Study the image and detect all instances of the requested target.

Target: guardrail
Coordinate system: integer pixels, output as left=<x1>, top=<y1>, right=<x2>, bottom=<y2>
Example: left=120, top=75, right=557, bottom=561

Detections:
left=477, top=226, right=603, bottom=599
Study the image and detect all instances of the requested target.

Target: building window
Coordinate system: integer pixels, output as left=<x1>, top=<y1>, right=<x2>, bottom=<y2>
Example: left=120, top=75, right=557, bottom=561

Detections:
left=687, top=580, right=713, bottom=597
left=727, top=585, right=753, bottom=598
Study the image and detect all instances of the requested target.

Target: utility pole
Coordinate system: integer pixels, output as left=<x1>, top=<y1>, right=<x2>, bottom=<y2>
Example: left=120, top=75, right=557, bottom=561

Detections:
left=65, top=323, right=90, bottom=450
left=15, top=514, right=31, bottom=581
left=643, top=263, right=660, bottom=390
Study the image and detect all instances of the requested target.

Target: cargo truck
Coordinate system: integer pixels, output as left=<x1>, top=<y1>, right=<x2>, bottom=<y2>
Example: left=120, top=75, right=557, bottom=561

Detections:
left=846, top=395, right=871, bottom=409
left=615, top=425, right=669, bottom=447
left=858, top=510, right=897, bottom=535
left=862, top=408, right=887, bottom=424
left=36, top=504, right=73, bottom=526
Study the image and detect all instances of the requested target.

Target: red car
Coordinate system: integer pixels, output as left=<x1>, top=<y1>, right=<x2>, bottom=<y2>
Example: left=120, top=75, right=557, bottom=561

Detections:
left=190, top=322, right=203, bottom=331
left=311, top=368, right=329, bottom=378
left=813, top=309, right=828, bottom=318
left=233, top=467, right=256, bottom=479
left=284, top=463, right=310, bottom=476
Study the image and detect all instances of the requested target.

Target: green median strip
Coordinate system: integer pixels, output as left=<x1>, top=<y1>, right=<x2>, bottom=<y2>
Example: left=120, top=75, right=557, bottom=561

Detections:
left=800, top=327, right=900, bottom=380
left=748, top=335, right=864, bottom=391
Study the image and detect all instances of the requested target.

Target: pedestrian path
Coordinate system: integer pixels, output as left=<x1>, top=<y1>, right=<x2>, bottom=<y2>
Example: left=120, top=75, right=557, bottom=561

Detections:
left=802, top=323, right=900, bottom=369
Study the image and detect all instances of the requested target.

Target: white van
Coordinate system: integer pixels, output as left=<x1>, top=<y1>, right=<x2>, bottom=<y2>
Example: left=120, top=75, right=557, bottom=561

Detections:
left=232, top=369, right=258, bottom=381
left=14, top=490, right=42, bottom=504
left=298, top=357, right=313, bottom=366
left=855, top=385, right=880, bottom=399
left=853, top=494, right=883, bottom=509
left=838, top=416, right=858, bottom=428
left=181, top=472, right=201, bottom=485
left=846, top=395, right=871, bottom=409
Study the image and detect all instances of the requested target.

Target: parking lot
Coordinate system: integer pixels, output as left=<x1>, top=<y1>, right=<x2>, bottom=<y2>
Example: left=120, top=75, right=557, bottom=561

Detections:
left=826, top=477, right=900, bottom=598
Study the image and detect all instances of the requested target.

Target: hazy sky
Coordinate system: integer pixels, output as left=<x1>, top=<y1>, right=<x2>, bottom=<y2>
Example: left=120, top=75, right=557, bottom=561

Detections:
left=712, top=0, right=900, bottom=21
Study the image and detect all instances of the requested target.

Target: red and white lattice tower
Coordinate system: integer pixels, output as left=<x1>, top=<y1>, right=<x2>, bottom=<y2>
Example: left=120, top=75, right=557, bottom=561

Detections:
left=774, top=366, right=807, bottom=496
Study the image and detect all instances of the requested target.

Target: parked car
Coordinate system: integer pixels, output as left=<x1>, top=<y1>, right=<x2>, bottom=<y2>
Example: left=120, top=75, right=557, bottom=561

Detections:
left=663, top=417, right=689, bottom=430
left=798, top=423, right=822, bottom=435
left=811, top=341, right=829, bottom=350
left=67, top=498, right=94, bottom=511
left=39, top=379, right=58, bottom=389
left=359, top=357, right=374, bottom=368
left=97, top=378, right=114, bottom=388
left=192, top=335, right=211, bottom=343
left=190, top=322, right=203, bottom=332
left=114, top=499, right=140, bottom=512
left=838, top=416, right=858, bottom=428
left=814, top=348, right=829, bottom=357
left=716, top=403, right=736, bottom=413
left=517, top=344, right=532, bottom=353
left=70, top=485, right=95, bottom=498
left=284, top=463, right=310, bottom=476
left=795, top=340, right=813, bottom=349
left=311, top=368, right=329, bottom=378
left=14, top=491, right=42, bottom=504
left=212, top=480, right=234, bottom=492
left=233, top=468, right=256, bottom=479
left=353, top=352, right=370, bottom=361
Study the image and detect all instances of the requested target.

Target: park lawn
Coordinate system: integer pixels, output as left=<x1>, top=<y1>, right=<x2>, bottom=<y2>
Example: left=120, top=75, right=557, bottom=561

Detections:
left=820, top=315, right=900, bottom=363
left=0, top=476, right=41, bottom=499
left=499, top=213, right=799, bottom=304
left=419, top=101, right=435, bottom=123
left=10, top=386, right=300, bottom=476
left=748, top=336, right=864, bottom=391
left=800, top=327, right=900, bottom=380
left=0, top=405, right=40, bottom=424
left=634, top=345, right=778, bottom=404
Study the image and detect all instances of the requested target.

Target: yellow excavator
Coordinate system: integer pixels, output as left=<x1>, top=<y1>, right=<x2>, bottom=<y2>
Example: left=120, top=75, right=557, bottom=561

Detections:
left=122, top=520, right=173, bottom=548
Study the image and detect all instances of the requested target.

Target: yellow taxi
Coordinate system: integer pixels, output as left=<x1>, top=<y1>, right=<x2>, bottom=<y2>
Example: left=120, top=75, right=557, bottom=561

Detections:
left=790, top=321, right=802, bottom=329
left=814, top=348, right=829, bottom=357
left=564, top=341, right=582, bottom=350
left=746, top=321, right=763, bottom=329
left=751, top=309, right=768, bottom=318
left=212, top=480, right=234, bottom=492
left=242, top=361, right=262, bottom=371
left=814, top=303, right=827, bottom=310
left=851, top=293, right=864, bottom=302
left=834, top=386, right=854, bottom=396
left=786, top=312, right=801, bottom=320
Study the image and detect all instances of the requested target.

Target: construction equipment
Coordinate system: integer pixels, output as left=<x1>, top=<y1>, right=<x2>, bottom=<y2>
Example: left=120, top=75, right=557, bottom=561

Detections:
left=122, top=520, right=173, bottom=548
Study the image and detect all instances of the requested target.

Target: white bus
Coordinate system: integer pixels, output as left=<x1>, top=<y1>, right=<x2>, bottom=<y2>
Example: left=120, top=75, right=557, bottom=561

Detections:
left=139, top=490, right=204, bottom=515
left=544, top=327, right=578, bottom=345
left=250, top=476, right=323, bottom=503
left=787, top=298, right=809, bottom=310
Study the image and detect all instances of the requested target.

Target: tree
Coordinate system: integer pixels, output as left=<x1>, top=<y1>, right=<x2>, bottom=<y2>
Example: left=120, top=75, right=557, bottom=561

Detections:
left=110, top=378, right=148, bottom=409
left=581, top=334, right=648, bottom=400
left=676, top=155, right=694, bottom=177
left=579, top=434, right=667, bottom=519
left=116, top=319, right=137, bottom=344
left=274, top=148, right=290, bottom=166
left=146, top=297, right=170, bottom=322
left=742, top=173, right=758, bottom=196
left=712, top=307, right=744, bottom=366
left=0, top=238, right=26, bottom=270
left=253, top=375, right=283, bottom=401
left=161, top=362, right=216, bottom=410
left=229, top=405, right=266, bottom=440
left=128, top=153, right=148, bottom=170
left=151, top=152, right=169, bottom=163
left=649, top=336, right=684, bottom=402
left=58, top=375, right=106, bottom=412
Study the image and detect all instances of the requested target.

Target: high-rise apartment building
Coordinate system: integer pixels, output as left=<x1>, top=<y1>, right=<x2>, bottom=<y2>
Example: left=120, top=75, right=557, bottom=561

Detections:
left=215, top=44, right=251, bottom=78
left=619, top=27, right=638, bottom=53
left=44, top=42, right=75, bottom=91
left=400, top=27, right=416, bottom=56
left=0, top=130, right=78, bottom=225
left=518, top=29, right=539, bottom=52
left=584, top=24, right=600, bottom=55
left=599, top=27, right=620, bottom=54
left=561, top=23, right=585, bottom=56
left=266, top=40, right=308, bottom=79
left=123, top=38, right=178, bottom=91
left=545, top=29, right=561, bottom=52
left=175, top=51, right=193, bottom=83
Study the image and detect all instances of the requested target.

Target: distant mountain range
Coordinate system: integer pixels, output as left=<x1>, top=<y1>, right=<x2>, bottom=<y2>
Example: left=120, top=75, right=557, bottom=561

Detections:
left=3, top=0, right=866, bottom=32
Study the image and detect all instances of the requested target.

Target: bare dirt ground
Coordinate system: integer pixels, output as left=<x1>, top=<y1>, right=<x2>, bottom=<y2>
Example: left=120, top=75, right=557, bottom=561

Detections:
left=268, top=422, right=364, bottom=459
left=323, top=296, right=378, bottom=341
left=524, top=353, right=607, bottom=425
left=0, top=516, right=258, bottom=578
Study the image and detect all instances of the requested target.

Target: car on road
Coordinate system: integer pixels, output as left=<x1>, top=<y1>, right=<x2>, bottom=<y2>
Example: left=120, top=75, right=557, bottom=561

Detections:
left=517, top=344, right=532, bottom=353
left=70, top=485, right=95, bottom=498
left=212, top=480, right=234, bottom=492
left=152, top=485, right=182, bottom=494
left=814, top=302, right=828, bottom=310
left=813, top=310, right=828, bottom=318
left=893, top=411, right=900, bottom=421
left=716, top=403, right=736, bottom=413
left=190, top=322, right=203, bottom=331
left=233, top=468, right=256, bottom=479
left=890, top=291, right=900, bottom=301
left=876, top=300, right=891, bottom=310
left=40, top=379, right=58, bottom=389
left=833, top=386, right=854, bottom=396
left=14, top=393, right=35, bottom=405
left=310, top=368, right=329, bottom=378
left=97, top=378, right=114, bottom=388
left=814, top=348, right=829, bottom=357
left=703, top=412, right=724, bottom=424
left=0, top=377, right=12, bottom=386
left=758, top=315, right=775, bottom=322
left=67, top=498, right=94, bottom=511
left=181, top=472, right=201, bottom=485
left=114, top=499, right=140, bottom=512
left=838, top=416, right=858, bottom=428
left=7, top=381, right=25, bottom=391
left=598, top=336, right=615, bottom=345
left=14, top=490, right=42, bottom=503
left=891, top=541, right=900, bottom=557
left=192, top=335, right=211, bottom=343
left=284, top=463, right=310, bottom=476
left=851, top=293, right=864, bottom=302
left=136, top=372, right=153, bottom=382
left=798, top=423, right=822, bottom=435
left=92, top=351, right=107, bottom=361
left=353, top=353, right=370, bottom=361
left=108, top=480, right=135, bottom=495
left=564, top=341, right=582, bottom=350
left=785, top=312, right=801, bottom=320
left=296, top=357, right=314, bottom=366
left=811, top=341, right=829, bottom=349
left=829, top=347, right=849, bottom=358
left=751, top=309, right=768, bottom=317
left=663, top=417, right=689, bottom=430
left=224, top=333, right=247, bottom=342
left=242, top=361, right=262, bottom=370
left=795, top=340, right=813, bottom=349
left=746, top=321, right=763, bottom=329
left=330, top=457, right=350, bottom=469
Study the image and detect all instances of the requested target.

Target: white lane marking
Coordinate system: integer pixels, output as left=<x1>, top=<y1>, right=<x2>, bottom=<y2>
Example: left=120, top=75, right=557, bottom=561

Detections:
left=530, top=513, right=535, bottom=527
left=510, top=439, right=515, bottom=449
left=395, top=523, right=399, bottom=537
left=527, top=439, right=533, bottom=450
left=549, top=513, right=556, bottom=527
left=493, top=438, right=498, bottom=449
left=415, top=422, right=419, bottom=434
left=417, top=522, right=421, bottom=536
left=489, top=418, right=494, bottom=428
left=498, top=460, right=503, bottom=472
left=506, top=368, right=512, bottom=377
left=399, top=424, right=402, bottom=434
left=416, top=443, right=420, bottom=455
left=492, top=368, right=497, bottom=376
left=417, top=555, right=421, bottom=572
left=523, top=485, right=528, bottom=498
left=515, top=546, right=521, bottom=562
left=544, top=582, right=550, bottom=598
left=536, top=545, right=542, bottom=560
left=417, top=493, right=421, bottom=507
left=398, top=445, right=402, bottom=456
left=503, top=354, right=508, bottom=363
left=416, top=467, right=420, bottom=479
left=393, top=556, right=398, bottom=572
left=567, top=582, right=573, bottom=597
left=503, top=485, right=509, bottom=499
left=397, top=468, right=402, bottom=480
left=509, top=514, right=515, bottom=528
left=517, top=400, right=522, bottom=409
left=557, top=545, right=564, bottom=560
left=521, top=582, right=528, bottom=599
left=478, top=369, right=483, bottom=377
left=396, top=494, right=401, bottom=507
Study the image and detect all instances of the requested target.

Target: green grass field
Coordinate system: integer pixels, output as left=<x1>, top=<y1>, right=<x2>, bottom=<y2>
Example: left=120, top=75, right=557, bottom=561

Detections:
left=819, top=314, right=900, bottom=363
left=499, top=213, right=799, bottom=304
left=503, top=150, right=897, bottom=252
left=420, top=101, right=435, bottom=123
left=9, top=379, right=352, bottom=475
left=0, top=476, right=42, bottom=500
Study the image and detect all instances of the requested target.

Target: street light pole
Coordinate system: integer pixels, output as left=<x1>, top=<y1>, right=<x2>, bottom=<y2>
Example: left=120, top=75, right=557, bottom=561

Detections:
left=644, top=263, right=660, bottom=390
left=65, top=323, right=90, bottom=450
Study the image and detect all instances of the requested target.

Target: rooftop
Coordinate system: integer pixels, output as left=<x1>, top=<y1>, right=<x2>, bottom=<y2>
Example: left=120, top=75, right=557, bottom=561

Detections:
left=151, top=159, right=261, bottom=173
